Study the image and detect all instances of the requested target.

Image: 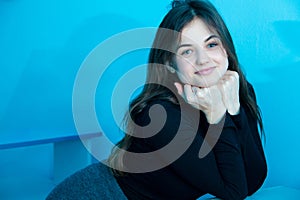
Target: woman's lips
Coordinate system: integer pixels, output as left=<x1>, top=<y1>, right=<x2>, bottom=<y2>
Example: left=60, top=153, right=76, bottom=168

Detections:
left=195, top=67, right=216, bottom=75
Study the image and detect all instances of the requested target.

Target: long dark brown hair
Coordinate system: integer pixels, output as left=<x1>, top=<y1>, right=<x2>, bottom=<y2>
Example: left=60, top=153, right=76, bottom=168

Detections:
left=108, top=0, right=264, bottom=174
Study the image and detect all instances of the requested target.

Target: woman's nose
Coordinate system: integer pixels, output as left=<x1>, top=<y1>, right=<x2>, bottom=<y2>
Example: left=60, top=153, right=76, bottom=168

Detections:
left=195, top=48, right=210, bottom=65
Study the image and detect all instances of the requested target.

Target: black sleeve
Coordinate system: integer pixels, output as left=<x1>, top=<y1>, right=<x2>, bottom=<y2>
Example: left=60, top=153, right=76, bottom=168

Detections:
left=142, top=101, right=249, bottom=200
left=230, top=84, right=267, bottom=195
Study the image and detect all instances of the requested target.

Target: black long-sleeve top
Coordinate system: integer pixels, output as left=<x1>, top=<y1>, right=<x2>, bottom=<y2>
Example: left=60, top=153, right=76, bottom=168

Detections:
left=115, top=85, right=267, bottom=200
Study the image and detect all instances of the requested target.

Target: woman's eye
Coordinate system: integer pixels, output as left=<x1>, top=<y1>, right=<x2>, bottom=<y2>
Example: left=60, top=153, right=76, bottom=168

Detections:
left=207, top=42, right=218, bottom=48
left=181, top=49, right=193, bottom=55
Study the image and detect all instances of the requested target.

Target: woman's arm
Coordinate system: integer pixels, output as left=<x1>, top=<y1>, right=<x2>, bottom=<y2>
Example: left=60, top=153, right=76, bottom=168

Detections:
left=230, top=84, right=267, bottom=195
left=142, top=101, right=249, bottom=200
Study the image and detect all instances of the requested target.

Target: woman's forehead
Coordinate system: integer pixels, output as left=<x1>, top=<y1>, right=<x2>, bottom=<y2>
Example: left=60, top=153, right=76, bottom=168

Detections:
left=178, top=19, right=218, bottom=44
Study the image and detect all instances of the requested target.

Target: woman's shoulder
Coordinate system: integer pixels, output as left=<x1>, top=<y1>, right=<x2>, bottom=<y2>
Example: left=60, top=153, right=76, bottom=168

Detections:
left=137, top=99, right=180, bottom=123
left=139, top=98, right=201, bottom=128
left=140, top=99, right=180, bottom=119
left=147, top=99, right=180, bottom=110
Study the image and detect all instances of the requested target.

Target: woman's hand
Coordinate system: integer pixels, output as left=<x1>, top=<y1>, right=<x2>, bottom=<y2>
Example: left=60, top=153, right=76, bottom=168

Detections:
left=174, top=82, right=226, bottom=124
left=174, top=70, right=240, bottom=122
left=217, top=70, right=240, bottom=115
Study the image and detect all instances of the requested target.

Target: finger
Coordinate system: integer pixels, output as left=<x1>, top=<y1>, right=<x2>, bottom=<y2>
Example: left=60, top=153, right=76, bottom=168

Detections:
left=217, top=78, right=225, bottom=86
left=217, top=81, right=226, bottom=96
left=193, top=87, right=208, bottom=98
left=218, top=78, right=230, bottom=89
left=174, top=82, right=183, bottom=97
left=191, top=87, right=207, bottom=108
left=220, top=73, right=232, bottom=80
left=225, top=70, right=237, bottom=75
left=193, top=87, right=203, bottom=97
left=183, top=84, right=196, bottom=103
left=220, top=74, right=237, bottom=86
left=225, top=70, right=239, bottom=80
left=207, top=84, right=221, bottom=96
left=219, top=73, right=231, bottom=83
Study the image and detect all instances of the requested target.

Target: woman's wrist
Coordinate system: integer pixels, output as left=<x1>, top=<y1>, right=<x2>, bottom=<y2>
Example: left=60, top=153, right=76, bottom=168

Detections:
left=227, top=102, right=240, bottom=116
left=206, top=103, right=227, bottom=124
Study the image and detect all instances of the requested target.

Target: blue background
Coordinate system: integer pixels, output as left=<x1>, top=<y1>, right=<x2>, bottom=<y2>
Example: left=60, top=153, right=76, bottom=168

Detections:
left=1, top=0, right=299, bottom=198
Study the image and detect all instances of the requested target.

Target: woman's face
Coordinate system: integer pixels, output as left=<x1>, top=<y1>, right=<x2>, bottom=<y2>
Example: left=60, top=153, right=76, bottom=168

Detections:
left=174, top=18, right=228, bottom=88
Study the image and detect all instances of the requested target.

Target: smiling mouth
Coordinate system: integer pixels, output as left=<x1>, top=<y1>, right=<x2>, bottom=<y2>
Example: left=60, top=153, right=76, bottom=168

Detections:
left=195, top=67, right=216, bottom=75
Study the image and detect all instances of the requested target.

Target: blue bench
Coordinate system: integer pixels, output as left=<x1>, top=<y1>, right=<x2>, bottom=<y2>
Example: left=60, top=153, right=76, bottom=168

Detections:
left=0, top=131, right=102, bottom=183
left=0, top=131, right=101, bottom=150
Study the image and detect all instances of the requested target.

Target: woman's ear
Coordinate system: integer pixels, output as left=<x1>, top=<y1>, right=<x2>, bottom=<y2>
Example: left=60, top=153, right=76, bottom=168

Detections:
left=165, top=62, right=176, bottom=73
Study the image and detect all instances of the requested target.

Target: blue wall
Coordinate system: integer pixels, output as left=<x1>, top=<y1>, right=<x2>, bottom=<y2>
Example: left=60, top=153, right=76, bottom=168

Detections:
left=1, top=0, right=299, bottom=190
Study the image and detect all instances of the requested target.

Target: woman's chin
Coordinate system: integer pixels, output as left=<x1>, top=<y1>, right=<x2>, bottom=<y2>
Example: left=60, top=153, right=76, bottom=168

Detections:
left=194, top=81, right=218, bottom=88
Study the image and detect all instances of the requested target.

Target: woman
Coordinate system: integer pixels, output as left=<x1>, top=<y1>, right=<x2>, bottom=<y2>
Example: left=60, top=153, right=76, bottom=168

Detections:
left=108, top=0, right=267, bottom=199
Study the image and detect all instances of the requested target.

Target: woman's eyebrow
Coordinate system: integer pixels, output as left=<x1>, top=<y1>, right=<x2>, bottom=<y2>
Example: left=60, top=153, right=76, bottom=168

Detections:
left=177, top=35, right=220, bottom=50
left=205, top=34, right=219, bottom=42
left=177, top=44, right=192, bottom=50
